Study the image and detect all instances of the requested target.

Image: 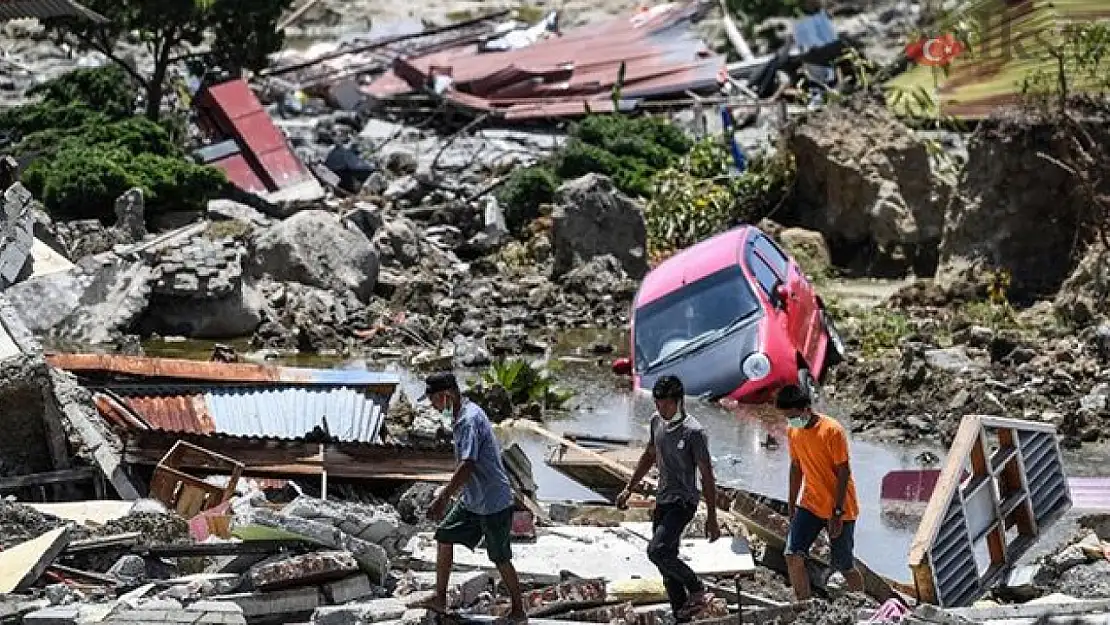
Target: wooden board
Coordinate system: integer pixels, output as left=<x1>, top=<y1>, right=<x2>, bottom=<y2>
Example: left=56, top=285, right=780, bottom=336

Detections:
left=0, top=527, right=71, bottom=593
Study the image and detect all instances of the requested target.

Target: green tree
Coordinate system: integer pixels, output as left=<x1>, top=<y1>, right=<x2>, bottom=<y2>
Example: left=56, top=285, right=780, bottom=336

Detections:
left=44, top=0, right=292, bottom=121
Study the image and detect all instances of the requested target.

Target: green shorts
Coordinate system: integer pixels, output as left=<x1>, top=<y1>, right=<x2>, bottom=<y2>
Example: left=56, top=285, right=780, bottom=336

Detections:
left=434, top=502, right=513, bottom=564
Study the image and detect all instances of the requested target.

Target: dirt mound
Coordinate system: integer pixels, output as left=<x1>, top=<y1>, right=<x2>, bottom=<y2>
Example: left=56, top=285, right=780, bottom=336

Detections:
left=937, top=108, right=1110, bottom=303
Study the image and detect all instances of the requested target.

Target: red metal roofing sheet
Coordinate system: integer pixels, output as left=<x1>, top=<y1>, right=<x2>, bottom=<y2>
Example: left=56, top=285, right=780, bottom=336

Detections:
left=255, top=149, right=314, bottom=189
left=202, top=80, right=265, bottom=121
left=211, top=154, right=268, bottom=195
left=233, top=112, right=290, bottom=155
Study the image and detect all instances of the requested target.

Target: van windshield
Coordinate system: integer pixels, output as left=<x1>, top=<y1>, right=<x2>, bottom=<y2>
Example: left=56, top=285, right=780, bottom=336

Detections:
left=633, top=265, right=761, bottom=371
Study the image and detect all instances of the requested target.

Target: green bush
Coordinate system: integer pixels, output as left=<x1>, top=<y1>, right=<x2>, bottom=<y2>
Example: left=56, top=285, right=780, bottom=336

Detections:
left=494, top=114, right=695, bottom=229
left=645, top=138, right=796, bottom=254
left=23, top=146, right=135, bottom=220
left=27, top=65, right=137, bottom=119
left=23, top=145, right=228, bottom=222
left=497, top=166, right=558, bottom=233
left=0, top=102, right=108, bottom=138
left=15, top=117, right=181, bottom=161
left=127, top=153, right=229, bottom=213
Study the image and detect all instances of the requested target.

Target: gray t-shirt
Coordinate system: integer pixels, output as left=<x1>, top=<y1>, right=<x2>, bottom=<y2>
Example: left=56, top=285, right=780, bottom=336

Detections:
left=650, top=413, right=710, bottom=507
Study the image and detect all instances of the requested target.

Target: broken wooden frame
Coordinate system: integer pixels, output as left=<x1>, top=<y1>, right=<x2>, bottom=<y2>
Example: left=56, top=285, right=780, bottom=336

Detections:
left=150, top=440, right=244, bottom=518
left=125, top=430, right=457, bottom=483
left=908, top=415, right=1072, bottom=607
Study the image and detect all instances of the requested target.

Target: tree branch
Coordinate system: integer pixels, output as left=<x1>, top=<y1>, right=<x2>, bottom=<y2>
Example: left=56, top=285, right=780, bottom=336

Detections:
left=66, top=29, right=151, bottom=90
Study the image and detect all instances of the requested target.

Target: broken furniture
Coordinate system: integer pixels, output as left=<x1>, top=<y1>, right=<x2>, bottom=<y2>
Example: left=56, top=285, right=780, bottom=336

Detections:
left=908, top=415, right=1072, bottom=607
left=150, top=440, right=244, bottom=517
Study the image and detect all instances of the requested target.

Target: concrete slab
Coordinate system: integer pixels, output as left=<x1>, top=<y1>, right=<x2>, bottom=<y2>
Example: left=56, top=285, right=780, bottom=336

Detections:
left=250, top=550, right=358, bottom=590
left=408, top=571, right=489, bottom=608
left=23, top=605, right=80, bottom=625
left=407, top=526, right=754, bottom=583
left=0, top=526, right=71, bottom=593
left=27, top=501, right=133, bottom=526
left=321, top=574, right=374, bottom=604
left=311, top=598, right=406, bottom=625
left=211, top=587, right=322, bottom=620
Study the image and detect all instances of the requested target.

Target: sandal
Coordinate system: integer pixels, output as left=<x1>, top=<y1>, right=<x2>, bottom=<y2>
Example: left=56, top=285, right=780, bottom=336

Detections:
left=675, top=591, right=714, bottom=620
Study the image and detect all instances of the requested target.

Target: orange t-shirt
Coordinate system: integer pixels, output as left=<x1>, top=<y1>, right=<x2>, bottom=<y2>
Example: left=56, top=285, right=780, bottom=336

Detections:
left=787, top=414, right=859, bottom=521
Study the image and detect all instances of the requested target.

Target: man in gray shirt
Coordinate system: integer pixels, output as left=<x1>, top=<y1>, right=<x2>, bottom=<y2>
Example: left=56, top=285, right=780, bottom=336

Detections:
left=617, top=375, right=720, bottom=622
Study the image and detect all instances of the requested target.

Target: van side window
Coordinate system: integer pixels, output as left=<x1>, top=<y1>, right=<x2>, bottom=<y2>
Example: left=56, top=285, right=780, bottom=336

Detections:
left=748, top=250, right=780, bottom=296
left=754, top=235, right=789, bottom=276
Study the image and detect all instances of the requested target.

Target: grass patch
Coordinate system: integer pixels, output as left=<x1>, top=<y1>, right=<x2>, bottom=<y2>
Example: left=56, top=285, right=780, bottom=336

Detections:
left=515, top=3, right=546, bottom=23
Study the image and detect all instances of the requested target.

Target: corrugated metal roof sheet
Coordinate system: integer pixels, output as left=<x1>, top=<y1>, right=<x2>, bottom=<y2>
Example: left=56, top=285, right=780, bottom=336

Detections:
left=113, top=386, right=390, bottom=443
left=0, top=0, right=107, bottom=22
left=372, top=1, right=724, bottom=120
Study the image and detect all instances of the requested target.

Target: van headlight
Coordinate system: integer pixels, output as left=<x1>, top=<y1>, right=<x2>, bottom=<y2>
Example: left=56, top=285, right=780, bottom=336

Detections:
left=742, top=352, right=771, bottom=381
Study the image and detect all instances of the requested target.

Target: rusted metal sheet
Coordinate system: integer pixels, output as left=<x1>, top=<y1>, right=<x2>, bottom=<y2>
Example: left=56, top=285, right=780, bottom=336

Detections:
left=908, top=415, right=1072, bottom=608
left=46, top=354, right=398, bottom=389
left=377, top=1, right=723, bottom=119
left=0, top=0, right=106, bottom=22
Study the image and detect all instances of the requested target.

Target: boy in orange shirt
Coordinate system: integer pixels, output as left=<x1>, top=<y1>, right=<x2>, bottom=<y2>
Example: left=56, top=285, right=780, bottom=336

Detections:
left=776, top=384, right=863, bottom=600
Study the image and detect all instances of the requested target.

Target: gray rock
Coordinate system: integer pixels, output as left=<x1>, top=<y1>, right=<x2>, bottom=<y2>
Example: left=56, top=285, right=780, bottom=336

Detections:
left=140, top=280, right=265, bottom=339
left=382, top=151, right=419, bottom=176
left=551, top=174, right=648, bottom=279
left=251, top=210, right=379, bottom=302
left=113, top=188, right=147, bottom=241
left=108, top=555, right=148, bottom=584
left=923, top=347, right=980, bottom=372
left=3, top=252, right=154, bottom=345
left=207, top=199, right=271, bottom=227
left=372, top=218, right=422, bottom=268
left=362, top=172, right=389, bottom=196
left=395, top=483, right=438, bottom=525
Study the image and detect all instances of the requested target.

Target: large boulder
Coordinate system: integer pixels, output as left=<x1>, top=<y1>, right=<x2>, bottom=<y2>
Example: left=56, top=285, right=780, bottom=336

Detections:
left=1055, top=244, right=1110, bottom=325
left=937, top=116, right=1110, bottom=302
left=787, top=103, right=950, bottom=268
left=251, top=210, right=379, bottom=301
left=551, top=174, right=648, bottom=279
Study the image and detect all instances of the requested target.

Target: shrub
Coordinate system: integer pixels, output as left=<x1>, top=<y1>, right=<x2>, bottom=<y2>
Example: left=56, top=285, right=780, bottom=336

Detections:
left=27, top=65, right=137, bottom=118
left=497, top=166, right=558, bottom=233
left=23, top=145, right=228, bottom=222
left=127, top=153, right=229, bottom=213
left=0, top=102, right=108, bottom=138
left=645, top=139, right=796, bottom=254
left=23, top=146, right=135, bottom=221
left=15, top=117, right=181, bottom=161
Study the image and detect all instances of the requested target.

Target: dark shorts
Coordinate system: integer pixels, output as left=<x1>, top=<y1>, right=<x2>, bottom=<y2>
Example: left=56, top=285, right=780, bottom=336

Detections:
left=434, top=502, right=513, bottom=564
left=784, top=506, right=856, bottom=572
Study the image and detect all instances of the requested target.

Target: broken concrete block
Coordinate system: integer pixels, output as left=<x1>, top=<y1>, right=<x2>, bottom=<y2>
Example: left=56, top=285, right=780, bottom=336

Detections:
left=399, top=590, right=435, bottom=609
left=999, top=564, right=1041, bottom=601
left=250, top=551, right=358, bottom=590
left=282, top=497, right=412, bottom=547
left=409, top=571, right=489, bottom=608
left=239, top=509, right=389, bottom=582
left=401, top=608, right=433, bottom=625
left=23, top=606, right=80, bottom=625
left=311, top=598, right=406, bottom=625
left=211, top=587, right=322, bottom=620
left=186, top=600, right=247, bottom=625
left=322, top=574, right=374, bottom=604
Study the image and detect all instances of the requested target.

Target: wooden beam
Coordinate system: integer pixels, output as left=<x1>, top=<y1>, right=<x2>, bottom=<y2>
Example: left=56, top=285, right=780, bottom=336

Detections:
left=0, top=468, right=97, bottom=491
